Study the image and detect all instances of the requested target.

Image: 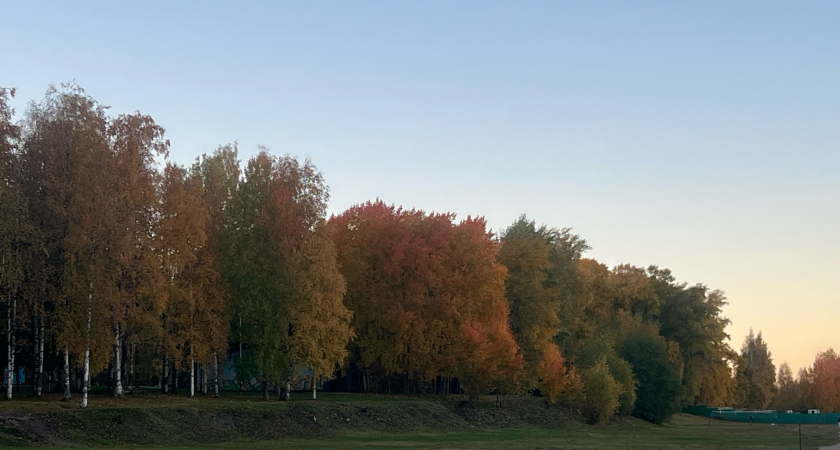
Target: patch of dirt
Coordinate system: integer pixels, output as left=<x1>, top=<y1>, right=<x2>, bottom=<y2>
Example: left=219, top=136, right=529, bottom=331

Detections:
left=0, top=411, right=80, bottom=447
left=445, top=398, right=571, bottom=429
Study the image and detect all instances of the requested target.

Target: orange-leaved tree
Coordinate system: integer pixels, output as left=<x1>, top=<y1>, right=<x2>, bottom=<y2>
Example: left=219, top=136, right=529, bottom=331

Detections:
left=807, top=349, right=840, bottom=412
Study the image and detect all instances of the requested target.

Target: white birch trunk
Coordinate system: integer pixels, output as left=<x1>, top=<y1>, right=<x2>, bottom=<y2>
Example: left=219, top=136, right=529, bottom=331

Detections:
left=62, top=347, right=71, bottom=401
left=113, top=324, right=124, bottom=398
left=35, top=317, right=44, bottom=397
left=5, top=297, right=15, bottom=401
left=189, top=351, right=195, bottom=398
left=213, top=353, right=219, bottom=398
left=81, top=281, right=92, bottom=408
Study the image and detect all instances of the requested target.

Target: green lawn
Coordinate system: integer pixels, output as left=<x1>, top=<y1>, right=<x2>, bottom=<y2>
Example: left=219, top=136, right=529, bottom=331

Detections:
left=106, top=417, right=837, bottom=450
left=1, top=392, right=837, bottom=449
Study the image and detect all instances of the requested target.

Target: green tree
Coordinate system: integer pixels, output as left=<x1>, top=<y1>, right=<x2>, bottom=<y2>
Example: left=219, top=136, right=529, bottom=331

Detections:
left=498, top=216, right=566, bottom=393
left=734, top=329, right=777, bottom=409
left=580, top=356, right=622, bottom=424
left=226, top=151, right=344, bottom=400
left=575, top=339, right=637, bottom=417
left=772, top=362, right=805, bottom=412
left=192, top=144, right=239, bottom=396
left=287, top=220, right=353, bottom=399
left=620, top=327, right=682, bottom=423
left=650, top=267, right=733, bottom=405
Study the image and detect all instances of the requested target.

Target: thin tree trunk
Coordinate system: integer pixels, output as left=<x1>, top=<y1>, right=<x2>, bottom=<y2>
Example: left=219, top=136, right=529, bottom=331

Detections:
left=128, top=343, right=135, bottom=390
left=36, top=316, right=44, bottom=396
left=262, top=381, right=269, bottom=401
left=113, top=324, right=124, bottom=398
left=238, top=316, right=242, bottom=395
left=213, top=353, right=220, bottom=398
left=162, top=353, right=169, bottom=393
left=171, top=362, right=178, bottom=394
left=5, top=296, right=15, bottom=400
left=81, top=281, right=92, bottom=408
left=312, top=376, right=317, bottom=400
left=201, top=363, right=208, bottom=395
left=61, top=347, right=71, bottom=401
left=189, top=350, right=195, bottom=398
left=32, top=316, right=40, bottom=396
left=280, top=378, right=291, bottom=401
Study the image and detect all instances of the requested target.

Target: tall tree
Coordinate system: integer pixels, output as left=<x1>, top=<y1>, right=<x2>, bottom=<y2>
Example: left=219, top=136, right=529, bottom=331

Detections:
left=108, top=112, right=168, bottom=398
left=734, top=329, right=777, bottom=409
left=498, top=216, right=563, bottom=392
left=772, top=362, right=806, bottom=412
left=287, top=221, right=353, bottom=399
left=191, top=144, right=239, bottom=396
left=651, top=267, right=733, bottom=405
left=447, top=217, right=524, bottom=399
left=226, top=151, right=345, bottom=399
left=620, top=326, right=681, bottom=424
left=331, top=202, right=455, bottom=388
left=158, top=164, right=211, bottom=398
left=332, top=204, right=523, bottom=396
left=22, top=85, right=120, bottom=407
left=0, top=88, right=26, bottom=401
left=806, top=349, right=840, bottom=412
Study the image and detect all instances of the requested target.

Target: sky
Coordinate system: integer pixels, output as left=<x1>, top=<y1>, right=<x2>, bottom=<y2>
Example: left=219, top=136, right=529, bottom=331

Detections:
left=2, top=1, right=839, bottom=373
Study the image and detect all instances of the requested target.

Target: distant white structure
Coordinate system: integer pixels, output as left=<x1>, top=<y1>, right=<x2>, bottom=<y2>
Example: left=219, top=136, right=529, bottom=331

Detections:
left=808, top=409, right=820, bottom=414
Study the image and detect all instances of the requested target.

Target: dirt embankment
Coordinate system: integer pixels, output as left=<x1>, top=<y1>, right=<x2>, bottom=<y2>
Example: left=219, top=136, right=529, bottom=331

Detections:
left=0, top=396, right=576, bottom=447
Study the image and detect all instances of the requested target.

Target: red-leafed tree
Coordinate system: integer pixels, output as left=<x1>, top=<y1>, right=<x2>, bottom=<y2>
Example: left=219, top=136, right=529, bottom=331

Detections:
left=332, top=202, right=523, bottom=397
left=807, top=349, right=840, bottom=412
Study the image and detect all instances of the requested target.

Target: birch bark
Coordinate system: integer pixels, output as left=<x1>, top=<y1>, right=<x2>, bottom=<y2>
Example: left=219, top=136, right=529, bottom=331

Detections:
left=35, top=318, right=44, bottom=396
left=189, top=351, right=195, bottom=398
left=81, top=281, right=92, bottom=408
left=213, top=353, right=220, bottom=398
left=113, top=324, right=124, bottom=398
left=61, top=347, right=71, bottom=401
left=5, top=296, right=15, bottom=400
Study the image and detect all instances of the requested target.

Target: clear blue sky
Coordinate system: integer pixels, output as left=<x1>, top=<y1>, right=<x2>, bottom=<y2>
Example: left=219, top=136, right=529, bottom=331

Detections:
left=3, top=0, right=839, bottom=372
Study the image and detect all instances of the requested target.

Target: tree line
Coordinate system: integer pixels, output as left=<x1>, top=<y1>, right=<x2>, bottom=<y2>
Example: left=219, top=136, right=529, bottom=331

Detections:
left=0, top=84, right=807, bottom=424
left=734, top=329, right=840, bottom=415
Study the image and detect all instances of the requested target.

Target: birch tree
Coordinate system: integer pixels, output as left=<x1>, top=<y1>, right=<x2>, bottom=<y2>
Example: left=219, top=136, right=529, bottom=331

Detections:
left=108, top=113, right=168, bottom=398
left=25, top=85, right=118, bottom=408
left=0, top=88, right=25, bottom=401
left=159, top=164, right=213, bottom=398
left=226, top=151, right=340, bottom=400
left=191, top=145, right=239, bottom=396
left=287, top=220, right=353, bottom=399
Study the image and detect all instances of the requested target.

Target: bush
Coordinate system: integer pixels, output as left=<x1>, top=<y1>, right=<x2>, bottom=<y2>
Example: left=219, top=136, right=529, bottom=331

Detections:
left=581, top=356, right=622, bottom=424
left=576, top=340, right=637, bottom=416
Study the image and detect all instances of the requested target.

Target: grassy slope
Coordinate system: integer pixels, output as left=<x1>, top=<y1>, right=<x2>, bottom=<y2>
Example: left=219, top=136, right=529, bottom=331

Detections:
left=0, top=391, right=837, bottom=449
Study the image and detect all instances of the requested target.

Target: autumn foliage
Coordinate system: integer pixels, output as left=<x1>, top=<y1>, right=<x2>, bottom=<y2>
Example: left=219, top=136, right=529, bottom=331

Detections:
left=330, top=202, right=523, bottom=396
left=0, top=84, right=767, bottom=424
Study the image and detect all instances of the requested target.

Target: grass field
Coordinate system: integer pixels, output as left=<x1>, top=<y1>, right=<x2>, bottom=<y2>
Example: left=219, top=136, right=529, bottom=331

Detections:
left=0, top=391, right=837, bottom=449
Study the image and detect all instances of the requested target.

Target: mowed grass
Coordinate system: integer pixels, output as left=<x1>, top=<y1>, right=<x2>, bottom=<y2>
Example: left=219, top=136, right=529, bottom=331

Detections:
left=1, top=391, right=838, bottom=449
left=84, top=417, right=838, bottom=450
